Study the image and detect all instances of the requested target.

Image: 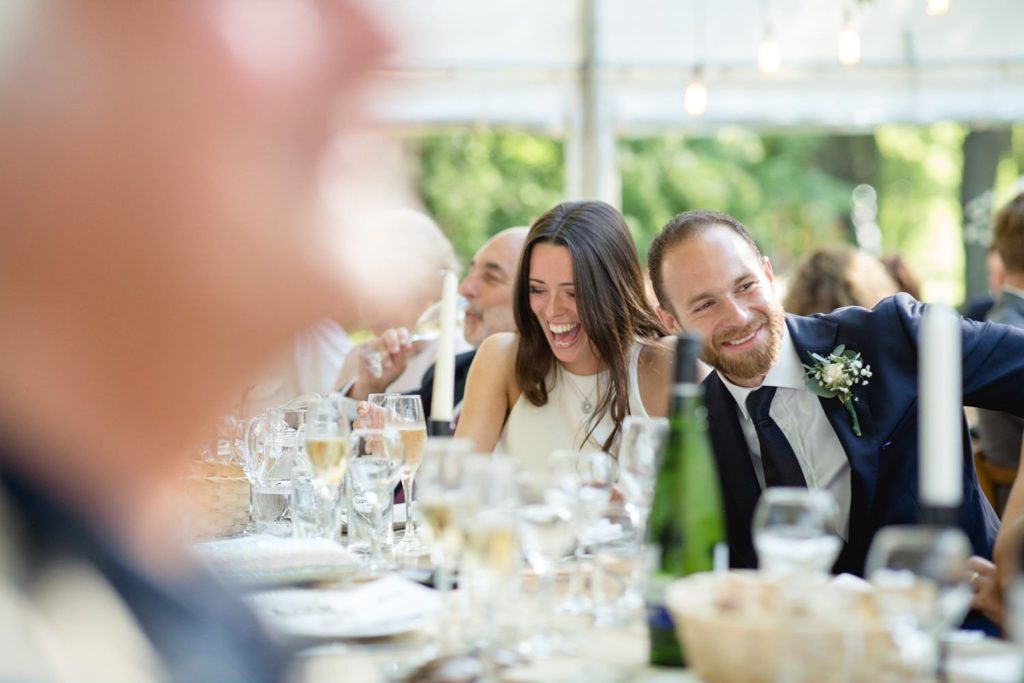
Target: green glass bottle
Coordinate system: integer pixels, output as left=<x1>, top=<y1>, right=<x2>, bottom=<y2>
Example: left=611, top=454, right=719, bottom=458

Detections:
left=645, top=334, right=727, bottom=667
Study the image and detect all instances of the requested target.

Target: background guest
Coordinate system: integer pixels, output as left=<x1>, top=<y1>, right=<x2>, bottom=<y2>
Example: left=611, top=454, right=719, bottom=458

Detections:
left=882, top=253, right=924, bottom=301
left=783, top=245, right=900, bottom=316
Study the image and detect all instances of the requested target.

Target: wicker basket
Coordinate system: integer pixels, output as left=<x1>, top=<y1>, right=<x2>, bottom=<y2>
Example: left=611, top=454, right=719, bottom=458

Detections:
left=666, top=572, right=899, bottom=683
left=186, top=460, right=250, bottom=540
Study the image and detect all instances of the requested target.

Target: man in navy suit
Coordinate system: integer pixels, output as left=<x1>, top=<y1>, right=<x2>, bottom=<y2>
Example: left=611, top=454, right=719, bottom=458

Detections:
left=647, top=209, right=1024, bottom=576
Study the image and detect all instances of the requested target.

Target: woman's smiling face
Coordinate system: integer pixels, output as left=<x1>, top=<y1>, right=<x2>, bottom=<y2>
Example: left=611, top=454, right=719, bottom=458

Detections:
left=527, top=243, right=600, bottom=375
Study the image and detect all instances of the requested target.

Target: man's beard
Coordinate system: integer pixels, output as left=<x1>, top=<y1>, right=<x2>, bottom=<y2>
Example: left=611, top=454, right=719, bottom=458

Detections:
left=701, top=304, right=785, bottom=384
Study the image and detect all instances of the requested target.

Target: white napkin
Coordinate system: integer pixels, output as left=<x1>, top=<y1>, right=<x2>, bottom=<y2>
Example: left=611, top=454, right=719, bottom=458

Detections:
left=196, top=535, right=359, bottom=586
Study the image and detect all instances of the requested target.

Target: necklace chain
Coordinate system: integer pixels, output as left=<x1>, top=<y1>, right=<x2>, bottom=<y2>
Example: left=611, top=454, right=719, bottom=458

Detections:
left=561, top=368, right=599, bottom=414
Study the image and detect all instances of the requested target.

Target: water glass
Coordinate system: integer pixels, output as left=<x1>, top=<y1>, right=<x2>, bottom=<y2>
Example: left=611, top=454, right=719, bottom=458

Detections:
left=590, top=503, right=643, bottom=627
left=347, top=427, right=405, bottom=573
left=617, top=416, right=669, bottom=517
left=753, top=487, right=842, bottom=577
left=250, top=434, right=297, bottom=536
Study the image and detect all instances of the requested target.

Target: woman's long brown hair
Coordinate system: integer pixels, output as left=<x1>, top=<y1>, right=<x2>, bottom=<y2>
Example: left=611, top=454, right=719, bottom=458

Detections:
left=513, top=201, right=666, bottom=451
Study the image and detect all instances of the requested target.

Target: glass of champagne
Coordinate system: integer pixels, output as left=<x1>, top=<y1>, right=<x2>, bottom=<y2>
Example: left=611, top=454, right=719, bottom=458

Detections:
left=299, top=397, right=351, bottom=540
left=384, top=394, right=428, bottom=554
left=347, top=427, right=405, bottom=574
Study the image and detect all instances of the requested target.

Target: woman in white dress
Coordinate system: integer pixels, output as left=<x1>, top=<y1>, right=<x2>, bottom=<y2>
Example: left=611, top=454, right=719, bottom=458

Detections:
left=455, top=201, right=674, bottom=469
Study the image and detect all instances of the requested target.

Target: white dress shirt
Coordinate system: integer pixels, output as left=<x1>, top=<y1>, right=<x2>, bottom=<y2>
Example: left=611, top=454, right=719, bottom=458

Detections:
left=718, top=324, right=852, bottom=540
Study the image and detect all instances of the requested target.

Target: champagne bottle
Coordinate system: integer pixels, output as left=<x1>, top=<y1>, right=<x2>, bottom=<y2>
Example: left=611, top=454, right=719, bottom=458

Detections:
left=645, top=334, right=727, bottom=667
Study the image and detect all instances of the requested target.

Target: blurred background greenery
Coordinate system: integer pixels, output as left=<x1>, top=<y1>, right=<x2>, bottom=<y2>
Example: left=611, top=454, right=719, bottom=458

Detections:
left=407, top=124, right=1024, bottom=306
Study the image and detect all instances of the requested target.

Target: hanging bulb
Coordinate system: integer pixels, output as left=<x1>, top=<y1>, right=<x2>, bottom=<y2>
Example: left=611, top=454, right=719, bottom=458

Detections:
left=758, top=27, right=781, bottom=74
left=838, top=10, right=861, bottom=66
left=684, top=66, right=707, bottom=117
left=926, top=0, right=950, bottom=15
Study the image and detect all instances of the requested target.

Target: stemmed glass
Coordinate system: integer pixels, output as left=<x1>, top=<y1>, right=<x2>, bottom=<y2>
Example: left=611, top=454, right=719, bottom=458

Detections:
left=865, top=525, right=973, bottom=682
left=347, top=426, right=405, bottom=574
left=550, top=450, right=617, bottom=614
left=617, top=416, right=669, bottom=521
left=384, top=394, right=428, bottom=554
left=366, top=296, right=469, bottom=378
left=752, top=487, right=842, bottom=578
left=297, top=397, right=351, bottom=540
left=516, top=469, right=577, bottom=657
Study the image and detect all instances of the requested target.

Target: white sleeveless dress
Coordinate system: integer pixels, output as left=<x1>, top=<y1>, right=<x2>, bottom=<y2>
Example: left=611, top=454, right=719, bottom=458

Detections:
left=494, top=342, right=649, bottom=471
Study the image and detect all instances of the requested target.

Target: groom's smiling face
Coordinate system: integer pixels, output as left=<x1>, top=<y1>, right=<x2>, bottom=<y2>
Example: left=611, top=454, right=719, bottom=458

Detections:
left=657, top=225, right=785, bottom=388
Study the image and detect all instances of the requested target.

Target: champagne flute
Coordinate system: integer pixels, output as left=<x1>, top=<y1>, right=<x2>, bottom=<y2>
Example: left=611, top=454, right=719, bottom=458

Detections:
left=384, top=394, right=428, bottom=554
left=299, top=397, right=351, bottom=540
left=347, top=427, right=405, bottom=574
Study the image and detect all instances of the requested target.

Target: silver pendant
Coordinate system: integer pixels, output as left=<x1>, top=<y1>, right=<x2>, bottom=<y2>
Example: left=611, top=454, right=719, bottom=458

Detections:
left=582, top=398, right=593, bottom=414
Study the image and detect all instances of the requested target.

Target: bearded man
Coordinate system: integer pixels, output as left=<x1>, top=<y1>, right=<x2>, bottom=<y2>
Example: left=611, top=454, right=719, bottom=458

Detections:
left=647, top=210, right=1024, bottom=576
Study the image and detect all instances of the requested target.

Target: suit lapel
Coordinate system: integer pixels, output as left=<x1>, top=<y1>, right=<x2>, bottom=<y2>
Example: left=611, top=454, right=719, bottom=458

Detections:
left=786, top=314, right=879, bottom=573
left=703, top=373, right=761, bottom=568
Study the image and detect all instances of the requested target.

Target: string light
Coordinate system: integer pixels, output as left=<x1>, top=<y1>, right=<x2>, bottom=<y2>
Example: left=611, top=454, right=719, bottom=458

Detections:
left=684, top=66, right=707, bottom=117
left=926, top=0, right=950, bottom=16
left=758, top=26, right=781, bottom=74
left=838, top=7, right=861, bottom=66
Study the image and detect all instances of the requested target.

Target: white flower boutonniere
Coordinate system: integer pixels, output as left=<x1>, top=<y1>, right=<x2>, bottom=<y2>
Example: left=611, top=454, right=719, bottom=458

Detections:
left=803, top=344, right=872, bottom=437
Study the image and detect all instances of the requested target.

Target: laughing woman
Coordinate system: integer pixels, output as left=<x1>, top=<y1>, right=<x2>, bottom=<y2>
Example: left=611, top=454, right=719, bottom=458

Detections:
left=454, top=200, right=674, bottom=468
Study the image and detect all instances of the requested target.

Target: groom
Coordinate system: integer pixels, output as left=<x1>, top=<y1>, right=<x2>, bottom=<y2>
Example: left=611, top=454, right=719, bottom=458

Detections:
left=647, top=209, right=1024, bottom=576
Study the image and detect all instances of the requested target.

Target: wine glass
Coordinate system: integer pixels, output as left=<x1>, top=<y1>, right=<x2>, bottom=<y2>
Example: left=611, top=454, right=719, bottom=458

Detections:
left=384, top=394, right=428, bottom=554
left=297, top=397, right=351, bottom=540
left=752, top=487, right=842, bottom=578
left=865, top=525, right=973, bottom=681
left=617, top=416, right=669, bottom=519
left=515, top=469, right=577, bottom=657
left=550, top=450, right=617, bottom=614
left=365, top=296, right=469, bottom=378
left=590, top=503, right=643, bottom=627
left=347, top=426, right=405, bottom=574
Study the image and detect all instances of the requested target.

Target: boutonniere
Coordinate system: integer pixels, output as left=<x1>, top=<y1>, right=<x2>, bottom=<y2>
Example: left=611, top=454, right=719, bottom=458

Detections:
left=802, top=344, right=872, bottom=437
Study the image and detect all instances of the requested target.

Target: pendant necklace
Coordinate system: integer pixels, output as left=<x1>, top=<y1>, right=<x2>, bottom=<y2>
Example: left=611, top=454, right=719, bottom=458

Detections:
left=562, top=368, right=600, bottom=414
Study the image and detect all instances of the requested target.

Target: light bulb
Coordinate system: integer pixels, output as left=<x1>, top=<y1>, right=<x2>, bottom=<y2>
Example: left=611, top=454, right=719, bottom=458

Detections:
left=758, top=32, right=781, bottom=74
left=926, top=0, right=950, bottom=15
left=838, top=22, right=861, bottom=66
left=684, top=70, right=707, bottom=117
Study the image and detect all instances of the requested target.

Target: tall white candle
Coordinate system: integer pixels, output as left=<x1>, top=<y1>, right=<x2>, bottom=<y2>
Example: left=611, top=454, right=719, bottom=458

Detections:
left=431, top=270, right=458, bottom=422
left=919, top=304, right=962, bottom=508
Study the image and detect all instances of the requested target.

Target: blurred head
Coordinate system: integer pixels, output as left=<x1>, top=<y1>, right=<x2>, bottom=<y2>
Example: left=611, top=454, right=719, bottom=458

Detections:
left=458, top=227, right=528, bottom=347
left=994, top=193, right=1024, bottom=280
left=515, top=201, right=666, bottom=449
left=0, top=1, right=390, bottom=511
left=649, top=210, right=784, bottom=388
left=881, top=254, right=923, bottom=301
left=358, top=209, right=459, bottom=334
left=784, top=246, right=899, bottom=316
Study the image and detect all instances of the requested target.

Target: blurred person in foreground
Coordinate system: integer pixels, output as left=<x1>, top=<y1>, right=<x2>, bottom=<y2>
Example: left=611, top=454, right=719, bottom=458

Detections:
left=0, top=1, right=392, bottom=681
left=783, top=245, right=900, bottom=317
left=455, top=201, right=675, bottom=468
left=345, top=226, right=529, bottom=419
left=647, top=209, right=1024, bottom=579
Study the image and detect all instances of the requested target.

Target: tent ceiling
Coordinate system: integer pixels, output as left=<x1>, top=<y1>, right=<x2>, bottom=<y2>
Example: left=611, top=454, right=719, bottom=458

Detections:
left=371, top=0, right=1024, bottom=133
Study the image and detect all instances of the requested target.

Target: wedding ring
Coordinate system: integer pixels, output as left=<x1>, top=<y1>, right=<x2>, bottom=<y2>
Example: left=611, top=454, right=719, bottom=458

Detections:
left=969, top=571, right=980, bottom=587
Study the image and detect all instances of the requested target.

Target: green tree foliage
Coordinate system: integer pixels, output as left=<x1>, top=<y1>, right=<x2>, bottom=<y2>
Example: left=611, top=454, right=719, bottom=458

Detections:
left=413, top=129, right=563, bottom=264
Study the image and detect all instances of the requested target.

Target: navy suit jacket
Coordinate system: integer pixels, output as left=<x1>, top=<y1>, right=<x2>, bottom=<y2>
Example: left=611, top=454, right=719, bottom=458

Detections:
left=415, top=349, right=476, bottom=418
left=703, top=293, right=1024, bottom=576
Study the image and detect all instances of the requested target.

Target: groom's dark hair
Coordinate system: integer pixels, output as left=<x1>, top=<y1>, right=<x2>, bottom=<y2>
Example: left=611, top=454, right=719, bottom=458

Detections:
left=648, top=209, right=763, bottom=314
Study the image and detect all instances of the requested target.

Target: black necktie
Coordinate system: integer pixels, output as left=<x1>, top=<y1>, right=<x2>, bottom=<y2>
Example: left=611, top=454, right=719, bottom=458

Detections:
left=745, top=386, right=807, bottom=488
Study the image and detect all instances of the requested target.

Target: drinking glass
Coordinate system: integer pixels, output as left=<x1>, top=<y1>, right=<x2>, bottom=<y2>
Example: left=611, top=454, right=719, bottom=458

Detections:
left=297, top=397, right=351, bottom=540
left=550, top=450, right=617, bottom=614
left=366, top=296, right=469, bottom=377
left=865, top=525, right=973, bottom=681
left=384, top=395, right=427, bottom=554
left=590, top=503, right=643, bottom=627
left=617, top=416, right=669, bottom=520
left=752, top=487, right=842, bottom=578
left=515, top=469, right=577, bottom=657
left=347, top=427, right=405, bottom=574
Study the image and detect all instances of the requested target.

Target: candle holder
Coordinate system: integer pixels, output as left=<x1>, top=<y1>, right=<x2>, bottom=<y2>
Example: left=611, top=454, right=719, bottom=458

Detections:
left=428, top=419, right=454, bottom=438
left=918, top=504, right=960, bottom=527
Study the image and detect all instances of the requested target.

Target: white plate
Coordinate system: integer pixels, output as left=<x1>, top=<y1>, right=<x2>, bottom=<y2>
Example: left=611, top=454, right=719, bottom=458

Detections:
left=249, top=574, right=442, bottom=639
left=196, top=535, right=361, bottom=588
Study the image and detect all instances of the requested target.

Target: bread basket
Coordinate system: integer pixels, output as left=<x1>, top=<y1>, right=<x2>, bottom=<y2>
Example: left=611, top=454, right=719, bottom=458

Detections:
left=185, top=459, right=250, bottom=540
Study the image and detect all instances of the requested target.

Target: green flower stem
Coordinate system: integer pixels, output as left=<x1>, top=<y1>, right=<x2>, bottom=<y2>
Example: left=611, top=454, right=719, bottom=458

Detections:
left=842, top=398, right=862, bottom=437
